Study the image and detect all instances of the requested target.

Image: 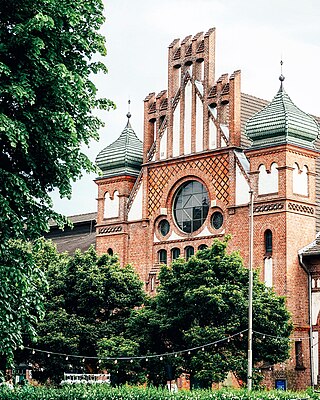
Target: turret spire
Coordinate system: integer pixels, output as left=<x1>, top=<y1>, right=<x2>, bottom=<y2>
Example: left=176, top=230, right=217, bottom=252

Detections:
left=279, top=60, right=285, bottom=91
left=126, top=99, right=131, bottom=127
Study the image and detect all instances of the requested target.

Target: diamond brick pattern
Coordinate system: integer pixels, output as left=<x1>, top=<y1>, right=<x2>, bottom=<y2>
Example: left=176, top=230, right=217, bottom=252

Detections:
left=147, top=154, right=229, bottom=216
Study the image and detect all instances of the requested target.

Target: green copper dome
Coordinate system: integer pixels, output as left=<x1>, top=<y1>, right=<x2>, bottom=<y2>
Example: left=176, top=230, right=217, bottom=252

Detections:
left=96, top=117, right=143, bottom=178
left=245, top=84, right=320, bottom=149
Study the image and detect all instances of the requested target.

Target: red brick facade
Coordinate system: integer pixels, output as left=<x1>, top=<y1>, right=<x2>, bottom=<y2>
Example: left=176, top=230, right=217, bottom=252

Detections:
left=94, top=28, right=319, bottom=390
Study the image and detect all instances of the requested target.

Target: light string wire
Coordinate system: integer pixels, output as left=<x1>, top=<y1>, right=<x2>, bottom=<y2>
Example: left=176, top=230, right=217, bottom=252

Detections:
left=22, top=329, right=306, bottom=362
left=22, top=329, right=249, bottom=361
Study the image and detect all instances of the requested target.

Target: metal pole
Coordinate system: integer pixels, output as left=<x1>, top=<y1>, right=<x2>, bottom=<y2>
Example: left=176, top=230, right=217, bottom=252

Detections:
left=247, top=190, right=254, bottom=391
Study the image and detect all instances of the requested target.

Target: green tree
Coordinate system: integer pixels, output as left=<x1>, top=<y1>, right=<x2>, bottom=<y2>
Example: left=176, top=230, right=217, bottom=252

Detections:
left=128, top=238, right=292, bottom=387
left=0, top=0, right=114, bottom=365
left=0, top=240, right=47, bottom=370
left=22, top=241, right=145, bottom=383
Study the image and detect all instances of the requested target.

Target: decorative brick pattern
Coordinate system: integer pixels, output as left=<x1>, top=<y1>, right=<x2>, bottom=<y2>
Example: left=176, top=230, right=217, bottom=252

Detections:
left=253, top=203, right=284, bottom=213
left=148, top=154, right=229, bottom=216
left=98, top=226, right=122, bottom=235
left=288, top=202, right=314, bottom=214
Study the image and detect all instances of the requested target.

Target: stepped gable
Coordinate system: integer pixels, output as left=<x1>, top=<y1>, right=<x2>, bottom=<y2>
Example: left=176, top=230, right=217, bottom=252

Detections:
left=245, top=79, right=320, bottom=149
left=96, top=113, right=143, bottom=179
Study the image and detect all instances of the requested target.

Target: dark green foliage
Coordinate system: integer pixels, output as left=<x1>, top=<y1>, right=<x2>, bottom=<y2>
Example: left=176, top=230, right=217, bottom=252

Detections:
left=0, top=0, right=114, bottom=364
left=0, top=240, right=47, bottom=364
left=127, top=238, right=292, bottom=387
left=19, top=241, right=145, bottom=383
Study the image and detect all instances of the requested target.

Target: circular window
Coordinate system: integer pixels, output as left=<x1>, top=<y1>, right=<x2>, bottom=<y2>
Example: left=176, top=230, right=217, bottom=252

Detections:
left=173, top=180, right=209, bottom=233
left=211, top=211, right=223, bottom=230
left=158, top=219, right=170, bottom=236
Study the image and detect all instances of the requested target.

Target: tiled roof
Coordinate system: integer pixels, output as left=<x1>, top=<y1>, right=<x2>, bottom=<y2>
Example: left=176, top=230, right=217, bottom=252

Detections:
left=300, top=233, right=320, bottom=256
left=96, top=119, right=143, bottom=179
left=240, top=93, right=269, bottom=148
left=49, top=232, right=96, bottom=254
left=49, top=212, right=97, bottom=227
left=245, top=86, right=320, bottom=149
left=46, top=212, right=97, bottom=253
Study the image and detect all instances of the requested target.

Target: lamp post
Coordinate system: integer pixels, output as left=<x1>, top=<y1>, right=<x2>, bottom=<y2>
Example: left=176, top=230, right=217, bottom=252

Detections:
left=247, top=189, right=254, bottom=391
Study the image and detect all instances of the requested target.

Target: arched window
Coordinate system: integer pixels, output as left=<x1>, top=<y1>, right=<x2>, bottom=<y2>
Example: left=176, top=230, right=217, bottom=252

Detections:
left=293, top=163, right=308, bottom=196
left=107, top=248, right=113, bottom=256
left=258, top=163, right=278, bottom=195
left=158, top=249, right=167, bottom=264
left=104, top=190, right=119, bottom=218
left=171, top=247, right=180, bottom=260
left=198, top=244, right=208, bottom=251
left=265, top=230, right=272, bottom=254
left=185, top=246, right=194, bottom=260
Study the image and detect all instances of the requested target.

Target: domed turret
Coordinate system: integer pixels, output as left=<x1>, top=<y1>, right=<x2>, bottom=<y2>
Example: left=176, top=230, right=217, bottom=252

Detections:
left=245, top=78, right=319, bottom=149
left=96, top=113, right=143, bottom=178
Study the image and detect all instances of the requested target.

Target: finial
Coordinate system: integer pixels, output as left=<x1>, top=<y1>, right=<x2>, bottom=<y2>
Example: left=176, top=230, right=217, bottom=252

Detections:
left=279, top=60, right=285, bottom=90
left=126, top=99, right=131, bottom=120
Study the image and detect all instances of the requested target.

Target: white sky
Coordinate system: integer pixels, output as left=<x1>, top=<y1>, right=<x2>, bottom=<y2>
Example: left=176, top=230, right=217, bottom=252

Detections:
left=51, top=0, right=320, bottom=216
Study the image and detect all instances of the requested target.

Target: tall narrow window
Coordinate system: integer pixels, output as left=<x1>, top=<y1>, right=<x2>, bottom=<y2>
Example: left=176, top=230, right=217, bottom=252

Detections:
left=158, top=249, right=167, bottom=264
left=171, top=247, right=180, bottom=260
left=295, top=341, right=304, bottom=369
left=265, top=230, right=272, bottom=255
left=185, top=246, right=194, bottom=260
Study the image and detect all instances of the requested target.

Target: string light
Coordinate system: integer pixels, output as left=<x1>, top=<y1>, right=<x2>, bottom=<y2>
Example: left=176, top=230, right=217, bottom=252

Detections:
left=24, top=329, right=298, bottom=362
left=65, top=356, right=68, bottom=361
left=130, top=359, right=133, bottom=363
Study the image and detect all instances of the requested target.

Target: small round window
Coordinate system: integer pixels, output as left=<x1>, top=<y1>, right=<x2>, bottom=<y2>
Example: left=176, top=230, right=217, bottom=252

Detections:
left=173, top=180, right=209, bottom=233
left=211, top=211, right=223, bottom=230
left=158, top=219, right=170, bottom=236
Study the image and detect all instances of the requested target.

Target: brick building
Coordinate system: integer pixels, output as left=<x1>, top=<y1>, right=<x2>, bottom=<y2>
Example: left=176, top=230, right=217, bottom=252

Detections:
left=53, top=28, right=320, bottom=389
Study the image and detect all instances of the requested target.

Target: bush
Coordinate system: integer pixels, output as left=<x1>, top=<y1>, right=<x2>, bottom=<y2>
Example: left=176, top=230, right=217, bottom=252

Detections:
left=0, top=385, right=316, bottom=400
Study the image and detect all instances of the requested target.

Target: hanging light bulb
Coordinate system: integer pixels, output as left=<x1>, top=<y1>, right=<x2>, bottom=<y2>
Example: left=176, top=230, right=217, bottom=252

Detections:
left=201, top=347, right=205, bottom=351
left=187, top=351, right=191, bottom=355
left=174, top=353, right=178, bottom=358
left=114, top=359, right=118, bottom=364
left=214, top=343, right=217, bottom=347
left=130, top=359, right=133, bottom=363
left=82, top=358, right=85, bottom=363
left=65, top=356, right=69, bottom=361
left=227, top=338, right=230, bottom=343
left=145, top=358, right=148, bottom=362
left=263, top=335, right=266, bottom=339
left=240, top=333, right=243, bottom=338
left=98, top=359, right=102, bottom=364
left=32, top=349, right=35, bottom=355
left=160, top=356, right=163, bottom=361
left=47, top=353, right=50, bottom=358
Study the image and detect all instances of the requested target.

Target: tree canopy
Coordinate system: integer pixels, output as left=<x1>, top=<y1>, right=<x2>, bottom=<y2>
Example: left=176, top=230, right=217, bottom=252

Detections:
left=120, top=238, right=292, bottom=387
left=0, top=0, right=114, bottom=363
left=21, top=241, right=145, bottom=383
